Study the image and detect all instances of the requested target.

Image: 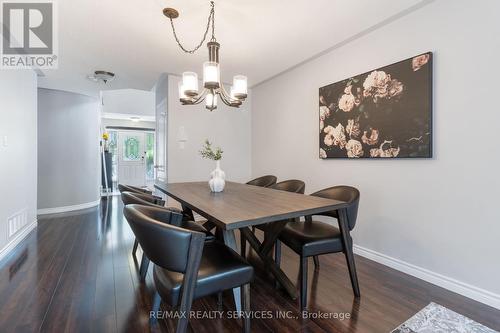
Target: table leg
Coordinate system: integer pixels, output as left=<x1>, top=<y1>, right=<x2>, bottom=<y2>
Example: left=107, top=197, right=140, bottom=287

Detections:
left=222, top=229, right=242, bottom=313
left=181, top=204, right=195, bottom=220
left=259, top=220, right=288, bottom=256
left=241, top=227, right=298, bottom=299
left=202, top=220, right=216, bottom=231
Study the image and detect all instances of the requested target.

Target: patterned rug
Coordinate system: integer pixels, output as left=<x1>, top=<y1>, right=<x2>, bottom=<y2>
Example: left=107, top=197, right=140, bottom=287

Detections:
left=391, top=302, right=498, bottom=333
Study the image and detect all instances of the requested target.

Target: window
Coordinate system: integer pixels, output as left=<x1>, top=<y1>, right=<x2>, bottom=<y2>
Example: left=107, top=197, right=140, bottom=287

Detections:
left=108, top=131, right=118, bottom=182
left=123, top=136, right=141, bottom=161
left=145, top=132, right=155, bottom=180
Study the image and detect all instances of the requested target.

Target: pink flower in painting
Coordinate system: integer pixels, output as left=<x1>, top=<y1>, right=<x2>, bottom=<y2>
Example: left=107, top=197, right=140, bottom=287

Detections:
left=346, top=139, right=364, bottom=158
left=319, top=106, right=331, bottom=132
left=338, top=93, right=356, bottom=112
left=388, top=79, right=404, bottom=98
left=324, top=124, right=347, bottom=149
left=412, top=54, right=429, bottom=71
left=361, top=128, right=379, bottom=146
left=346, top=119, right=361, bottom=139
left=319, top=106, right=330, bottom=121
left=362, top=70, right=403, bottom=102
left=323, top=125, right=334, bottom=146
left=319, top=95, right=327, bottom=105
left=363, top=71, right=390, bottom=97
left=324, top=133, right=334, bottom=146
left=319, top=148, right=327, bottom=159
left=369, top=140, right=400, bottom=157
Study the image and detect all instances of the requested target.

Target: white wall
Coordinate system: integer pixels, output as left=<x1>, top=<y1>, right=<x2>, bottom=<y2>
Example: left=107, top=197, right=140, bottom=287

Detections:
left=0, top=70, right=38, bottom=257
left=102, top=89, right=155, bottom=120
left=167, top=75, right=252, bottom=183
left=251, top=0, right=500, bottom=308
left=37, top=88, right=100, bottom=212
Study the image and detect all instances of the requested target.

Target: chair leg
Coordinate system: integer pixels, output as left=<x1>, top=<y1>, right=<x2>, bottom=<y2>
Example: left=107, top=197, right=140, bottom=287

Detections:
left=139, top=254, right=150, bottom=281
left=217, top=292, right=223, bottom=311
left=240, top=231, right=247, bottom=258
left=150, top=291, right=161, bottom=325
left=344, top=246, right=360, bottom=297
left=241, top=283, right=251, bottom=333
left=176, top=299, right=193, bottom=333
left=132, top=239, right=139, bottom=257
left=274, top=240, right=281, bottom=289
left=300, top=256, right=308, bottom=311
left=313, top=255, right=320, bottom=269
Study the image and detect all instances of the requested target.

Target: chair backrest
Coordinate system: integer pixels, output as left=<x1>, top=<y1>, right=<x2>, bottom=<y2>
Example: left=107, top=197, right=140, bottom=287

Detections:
left=121, top=191, right=165, bottom=208
left=118, top=184, right=153, bottom=195
left=311, top=186, right=360, bottom=230
left=123, top=204, right=205, bottom=273
left=246, top=175, right=277, bottom=188
left=271, top=179, right=306, bottom=194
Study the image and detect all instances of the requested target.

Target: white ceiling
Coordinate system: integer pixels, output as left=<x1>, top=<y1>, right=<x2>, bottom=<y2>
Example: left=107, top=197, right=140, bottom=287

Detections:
left=38, top=0, right=429, bottom=96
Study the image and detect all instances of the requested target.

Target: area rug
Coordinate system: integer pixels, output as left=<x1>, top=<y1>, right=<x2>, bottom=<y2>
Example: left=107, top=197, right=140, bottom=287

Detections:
left=391, top=302, right=498, bottom=333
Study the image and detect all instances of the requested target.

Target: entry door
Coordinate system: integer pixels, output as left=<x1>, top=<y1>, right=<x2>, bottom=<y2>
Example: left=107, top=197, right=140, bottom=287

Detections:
left=118, top=131, right=146, bottom=187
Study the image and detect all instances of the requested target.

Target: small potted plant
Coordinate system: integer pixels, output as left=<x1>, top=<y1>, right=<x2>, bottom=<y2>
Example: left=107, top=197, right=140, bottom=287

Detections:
left=199, top=139, right=225, bottom=192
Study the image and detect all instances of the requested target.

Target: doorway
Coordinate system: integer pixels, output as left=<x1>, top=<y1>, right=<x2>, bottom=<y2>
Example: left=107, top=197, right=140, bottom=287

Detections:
left=107, top=129, right=155, bottom=189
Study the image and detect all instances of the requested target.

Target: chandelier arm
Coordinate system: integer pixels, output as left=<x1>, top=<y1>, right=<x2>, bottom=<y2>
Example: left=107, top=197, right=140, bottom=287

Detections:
left=219, top=93, right=232, bottom=107
left=218, top=88, right=239, bottom=107
left=219, top=82, right=240, bottom=104
left=168, top=2, right=215, bottom=54
left=191, top=89, right=209, bottom=105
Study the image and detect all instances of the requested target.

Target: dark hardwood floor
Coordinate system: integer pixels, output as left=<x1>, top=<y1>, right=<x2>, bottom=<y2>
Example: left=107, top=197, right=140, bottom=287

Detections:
left=0, top=196, right=499, bottom=333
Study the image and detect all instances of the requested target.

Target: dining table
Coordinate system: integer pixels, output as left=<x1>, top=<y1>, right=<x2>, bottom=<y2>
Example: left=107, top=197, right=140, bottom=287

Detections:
left=154, top=181, right=354, bottom=312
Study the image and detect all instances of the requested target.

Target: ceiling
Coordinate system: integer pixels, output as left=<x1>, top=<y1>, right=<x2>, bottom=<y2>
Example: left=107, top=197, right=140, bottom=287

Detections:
left=38, top=0, right=429, bottom=96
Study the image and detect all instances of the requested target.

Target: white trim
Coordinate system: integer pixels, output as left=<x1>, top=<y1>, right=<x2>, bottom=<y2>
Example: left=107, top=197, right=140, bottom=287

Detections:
left=37, top=199, right=101, bottom=215
left=353, top=245, right=500, bottom=310
left=102, top=112, right=155, bottom=122
left=0, top=220, right=38, bottom=263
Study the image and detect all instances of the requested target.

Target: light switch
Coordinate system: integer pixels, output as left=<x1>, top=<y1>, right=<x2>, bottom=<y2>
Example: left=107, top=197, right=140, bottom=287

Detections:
left=2, top=136, right=7, bottom=147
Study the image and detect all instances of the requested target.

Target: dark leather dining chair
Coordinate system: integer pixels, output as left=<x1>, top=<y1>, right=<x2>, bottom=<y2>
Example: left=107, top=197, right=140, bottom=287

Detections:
left=124, top=204, right=253, bottom=333
left=121, top=192, right=214, bottom=280
left=276, top=185, right=360, bottom=311
left=240, top=180, right=306, bottom=258
left=118, top=183, right=153, bottom=195
left=246, top=175, right=277, bottom=188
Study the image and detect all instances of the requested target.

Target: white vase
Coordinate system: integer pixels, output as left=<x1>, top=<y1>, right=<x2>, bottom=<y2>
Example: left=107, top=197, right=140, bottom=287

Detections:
left=209, top=160, right=226, bottom=192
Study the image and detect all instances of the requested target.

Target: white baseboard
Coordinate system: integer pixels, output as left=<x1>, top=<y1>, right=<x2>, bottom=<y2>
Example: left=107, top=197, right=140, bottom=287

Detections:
left=0, top=219, right=37, bottom=263
left=353, top=244, right=500, bottom=310
left=37, top=199, right=101, bottom=215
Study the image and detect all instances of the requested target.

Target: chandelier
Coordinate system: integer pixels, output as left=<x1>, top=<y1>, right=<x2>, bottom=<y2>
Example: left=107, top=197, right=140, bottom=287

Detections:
left=163, top=1, right=248, bottom=111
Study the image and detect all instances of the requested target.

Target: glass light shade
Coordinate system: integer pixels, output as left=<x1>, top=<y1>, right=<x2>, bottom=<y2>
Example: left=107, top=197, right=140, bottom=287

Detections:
left=206, top=93, right=217, bottom=110
left=203, top=61, right=220, bottom=88
left=178, top=81, right=188, bottom=100
left=182, top=72, right=198, bottom=96
left=232, top=75, right=248, bottom=99
left=230, top=86, right=236, bottom=100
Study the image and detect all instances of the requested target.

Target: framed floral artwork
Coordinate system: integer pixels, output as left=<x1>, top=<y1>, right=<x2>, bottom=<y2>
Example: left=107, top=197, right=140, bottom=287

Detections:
left=319, top=52, right=432, bottom=158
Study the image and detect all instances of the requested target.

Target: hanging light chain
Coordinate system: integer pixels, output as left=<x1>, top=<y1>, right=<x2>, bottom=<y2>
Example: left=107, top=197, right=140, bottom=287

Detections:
left=168, top=1, right=216, bottom=54
left=210, top=1, right=216, bottom=42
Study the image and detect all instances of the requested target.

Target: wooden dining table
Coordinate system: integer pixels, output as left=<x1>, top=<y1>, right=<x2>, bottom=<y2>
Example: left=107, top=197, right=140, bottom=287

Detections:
left=155, top=181, right=353, bottom=311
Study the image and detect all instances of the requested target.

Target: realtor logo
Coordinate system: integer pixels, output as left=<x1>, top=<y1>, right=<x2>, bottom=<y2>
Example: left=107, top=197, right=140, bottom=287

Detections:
left=1, top=0, right=58, bottom=69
